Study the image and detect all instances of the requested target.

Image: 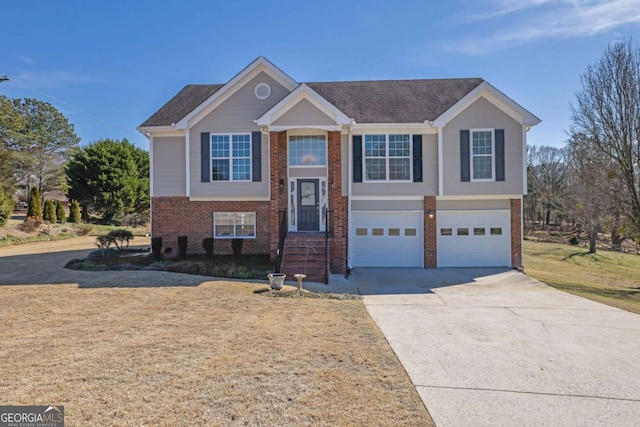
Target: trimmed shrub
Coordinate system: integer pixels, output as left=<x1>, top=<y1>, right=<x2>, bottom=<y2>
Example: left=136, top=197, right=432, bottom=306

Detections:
left=27, top=187, right=42, bottom=218
left=106, top=229, right=134, bottom=251
left=202, top=238, right=214, bottom=258
left=178, top=236, right=188, bottom=258
left=68, top=200, right=81, bottom=223
left=232, top=238, right=244, bottom=256
left=43, top=199, right=56, bottom=223
left=151, top=237, right=163, bottom=261
left=74, top=223, right=92, bottom=236
left=0, top=190, right=13, bottom=227
left=56, top=201, right=66, bottom=224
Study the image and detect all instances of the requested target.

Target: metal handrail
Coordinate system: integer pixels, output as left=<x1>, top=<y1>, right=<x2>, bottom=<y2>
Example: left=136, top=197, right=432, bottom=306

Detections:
left=275, top=210, right=288, bottom=273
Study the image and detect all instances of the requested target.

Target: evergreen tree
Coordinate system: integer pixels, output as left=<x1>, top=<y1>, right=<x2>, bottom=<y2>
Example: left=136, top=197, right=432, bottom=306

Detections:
left=56, top=200, right=66, bottom=224
left=27, top=187, right=42, bottom=218
left=43, top=199, right=56, bottom=223
left=68, top=200, right=81, bottom=223
left=0, top=189, right=13, bottom=226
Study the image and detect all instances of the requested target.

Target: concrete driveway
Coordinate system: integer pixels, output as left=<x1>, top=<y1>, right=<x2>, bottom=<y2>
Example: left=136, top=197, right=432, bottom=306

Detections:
left=346, top=268, right=640, bottom=427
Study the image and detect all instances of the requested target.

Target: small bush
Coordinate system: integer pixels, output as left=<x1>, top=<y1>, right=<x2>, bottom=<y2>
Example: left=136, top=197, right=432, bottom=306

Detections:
left=178, top=236, right=188, bottom=258
left=106, top=229, right=134, bottom=251
left=151, top=237, right=163, bottom=261
left=114, top=212, right=148, bottom=228
left=202, top=238, right=214, bottom=258
left=19, top=216, right=46, bottom=233
left=56, top=201, right=66, bottom=224
left=43, top=199, right=56, bottom=223
left=27, top=187, right=42, bottom=218
left=68, top=200, right=81, bottom=223
left=75, top=223, right=93, bottom=236
left=232, top=238, right=244, bottom=256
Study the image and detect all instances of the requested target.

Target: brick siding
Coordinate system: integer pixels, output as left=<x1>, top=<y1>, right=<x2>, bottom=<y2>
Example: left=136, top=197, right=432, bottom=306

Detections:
left=510, top=198, right=522, bottom=267
left=327, top=131, right=347, bottom=274
left=424, top=196, right=437, bottom=268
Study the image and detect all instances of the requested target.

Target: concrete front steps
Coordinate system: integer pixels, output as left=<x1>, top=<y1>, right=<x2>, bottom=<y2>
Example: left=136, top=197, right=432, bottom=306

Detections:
left=280, top=233, right=328, bottom=284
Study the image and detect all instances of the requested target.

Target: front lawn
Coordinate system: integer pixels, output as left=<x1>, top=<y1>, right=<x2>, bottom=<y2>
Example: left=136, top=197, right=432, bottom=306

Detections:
left=524, top=240, right=640, bottom=314
left=0, top=282, right=433, bottom=426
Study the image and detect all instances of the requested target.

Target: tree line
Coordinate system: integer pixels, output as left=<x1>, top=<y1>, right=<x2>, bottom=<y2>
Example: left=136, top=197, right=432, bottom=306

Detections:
left=527, top=39, right=640, bottom=253
left=0, top=96, right=149, bottom=226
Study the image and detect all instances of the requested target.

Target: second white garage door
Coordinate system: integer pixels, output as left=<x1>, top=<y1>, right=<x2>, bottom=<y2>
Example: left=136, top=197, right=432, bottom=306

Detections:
left=437, top=210, right=511, bottom=267
left=352, top=211, right=423, bottom=267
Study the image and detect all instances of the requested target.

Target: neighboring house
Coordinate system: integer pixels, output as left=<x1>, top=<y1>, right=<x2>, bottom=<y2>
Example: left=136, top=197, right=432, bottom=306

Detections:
left=138, top=56, right=540, bottom=282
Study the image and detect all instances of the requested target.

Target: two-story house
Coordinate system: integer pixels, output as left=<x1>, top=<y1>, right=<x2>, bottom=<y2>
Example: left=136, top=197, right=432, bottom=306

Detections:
left=138, top=56, right=540, bottom=283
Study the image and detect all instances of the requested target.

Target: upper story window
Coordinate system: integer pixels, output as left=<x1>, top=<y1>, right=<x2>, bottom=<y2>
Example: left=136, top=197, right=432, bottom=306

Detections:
left=211, top=134, right=251, bottom=181
left=288, top=135, right=327, bottom=166
left=364, top=134, right=411, bottom=181
left=471, top=129, right=494, bottom=181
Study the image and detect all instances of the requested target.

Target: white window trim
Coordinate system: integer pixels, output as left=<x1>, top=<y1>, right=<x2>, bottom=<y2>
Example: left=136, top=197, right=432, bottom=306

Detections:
left=211, top=133, right=252, bottom=182
left=363, top=134, right=412, bottom=183
left=470, top=128, right=495, bottom=182
left=213, top=212, right=257, bottom=239
left=287, top=134, right=328, bottom=168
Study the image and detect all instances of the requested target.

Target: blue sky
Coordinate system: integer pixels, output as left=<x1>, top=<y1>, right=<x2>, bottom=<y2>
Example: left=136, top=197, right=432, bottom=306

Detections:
left=1, top=0, right=639, bottom=150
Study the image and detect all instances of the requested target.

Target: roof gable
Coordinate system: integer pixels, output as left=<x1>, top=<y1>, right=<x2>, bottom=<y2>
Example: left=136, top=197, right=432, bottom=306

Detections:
left=432, top=81, right=541, bottom=127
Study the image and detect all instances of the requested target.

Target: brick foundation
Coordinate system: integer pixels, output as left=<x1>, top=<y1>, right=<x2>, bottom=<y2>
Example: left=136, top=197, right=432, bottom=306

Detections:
left=424, top=196, right=437, bottom=268
left=510, top=198, right=523, bottom=268
left=151, top=197, right=271, bottom=255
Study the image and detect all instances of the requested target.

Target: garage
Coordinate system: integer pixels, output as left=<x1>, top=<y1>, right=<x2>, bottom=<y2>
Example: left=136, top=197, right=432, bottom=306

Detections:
left=352, top=211, right=423, bottom=267
left=437, top=210, right=511, bottom=267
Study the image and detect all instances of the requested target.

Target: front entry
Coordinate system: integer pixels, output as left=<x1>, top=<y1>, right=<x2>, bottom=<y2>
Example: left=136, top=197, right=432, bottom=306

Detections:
left=297, top=179, right=320, bottom=231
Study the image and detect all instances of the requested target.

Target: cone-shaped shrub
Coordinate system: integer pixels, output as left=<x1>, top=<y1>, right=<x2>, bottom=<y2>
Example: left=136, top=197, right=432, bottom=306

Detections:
left=56, top=201, right=66, bottom=224
left=27, top=187, right=42, bottom=218
left=68, top=200, right=81, bottom=223
left=43, top=199, right=56, bottom=223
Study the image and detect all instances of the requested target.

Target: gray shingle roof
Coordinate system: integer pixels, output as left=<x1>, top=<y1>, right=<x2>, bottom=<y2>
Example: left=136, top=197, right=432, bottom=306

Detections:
left=140, top=78, right=484, bottom=127
left=140, top=84, right=224, bottom=127
left=307, top=78, right=483, bottom=123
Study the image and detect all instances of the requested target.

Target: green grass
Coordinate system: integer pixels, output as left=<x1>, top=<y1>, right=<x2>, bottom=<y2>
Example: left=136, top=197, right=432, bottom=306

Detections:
left=524, top=240, right=640, bottom=314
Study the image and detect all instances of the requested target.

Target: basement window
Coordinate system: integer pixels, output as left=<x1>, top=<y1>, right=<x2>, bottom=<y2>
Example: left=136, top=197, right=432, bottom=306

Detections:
left=214, top=212, right=256, bottom=239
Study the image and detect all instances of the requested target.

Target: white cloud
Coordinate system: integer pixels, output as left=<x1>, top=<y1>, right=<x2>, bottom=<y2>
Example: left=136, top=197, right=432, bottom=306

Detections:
left=441, top=0, right=640, bottom=54
left=12, top=70, right=102, bottom=89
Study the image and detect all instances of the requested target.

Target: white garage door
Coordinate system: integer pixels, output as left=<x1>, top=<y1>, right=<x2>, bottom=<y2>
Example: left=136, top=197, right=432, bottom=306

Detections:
left=352, top=211, right=423, bottom=267
left=437, top=210, right=511, bottom=267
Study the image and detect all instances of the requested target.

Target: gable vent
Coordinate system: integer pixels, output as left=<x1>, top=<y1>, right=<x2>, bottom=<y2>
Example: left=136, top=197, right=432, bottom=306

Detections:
left=255, top=83, right=271, bottom=100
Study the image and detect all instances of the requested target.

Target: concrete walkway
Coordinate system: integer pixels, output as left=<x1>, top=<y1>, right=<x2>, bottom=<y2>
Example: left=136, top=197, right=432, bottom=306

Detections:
left=312, top=268, right=640, bottom=426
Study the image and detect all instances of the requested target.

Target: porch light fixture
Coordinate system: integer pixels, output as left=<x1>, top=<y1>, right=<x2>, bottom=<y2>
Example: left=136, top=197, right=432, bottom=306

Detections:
left=279, top=179, right=285, bottom=190
left=427, top=210, right=435, bottom=219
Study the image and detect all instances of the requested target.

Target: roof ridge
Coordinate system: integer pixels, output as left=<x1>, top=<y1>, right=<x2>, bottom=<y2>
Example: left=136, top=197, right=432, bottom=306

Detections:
left=306, top=77, right=484, bottom=84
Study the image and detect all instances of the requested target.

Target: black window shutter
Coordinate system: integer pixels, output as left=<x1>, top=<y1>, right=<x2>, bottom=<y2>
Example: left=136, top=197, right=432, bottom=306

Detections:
left=353, top=135, right=363, bottom=183
left=251, top=131, right=262, bottom=182
left=201, top=132, right=210, bottom=182
left=495, top=129, right=505, bottom=181
left=412, top=134, right=423, bottom=183
left=460, top=130, right=470, bottom=182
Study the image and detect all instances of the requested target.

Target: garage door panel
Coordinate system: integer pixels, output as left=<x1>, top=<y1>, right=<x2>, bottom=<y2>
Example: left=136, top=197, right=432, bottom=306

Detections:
left=352, top=212, right=423, bottom=267
left=437, top=210, right=511, bottom=268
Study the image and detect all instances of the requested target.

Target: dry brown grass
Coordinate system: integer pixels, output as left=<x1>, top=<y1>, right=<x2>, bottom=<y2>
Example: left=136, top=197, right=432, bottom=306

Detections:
left=0, top=282, right=432, bottom=426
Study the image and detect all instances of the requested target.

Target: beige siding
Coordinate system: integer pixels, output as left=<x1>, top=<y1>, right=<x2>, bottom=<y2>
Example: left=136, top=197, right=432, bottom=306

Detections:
left=273, top=98, right=335, bottom=126
left=352, top=199, right=424, bottom=211
left=189, top=72, right=288, bottom=198
left=153, top=137, right=186, bottom=197
left=351, top=133, right=437, bottom=197
left=442, top=97, right=523, bottom=196
left=437, top=199, right=510, bottom=210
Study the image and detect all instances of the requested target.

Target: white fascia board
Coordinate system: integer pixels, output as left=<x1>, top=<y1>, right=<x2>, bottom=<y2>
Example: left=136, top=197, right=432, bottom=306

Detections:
left=175, top=56, right=298, bottom=129
left=256, top=83, right=351, bottom=126
left=432, top=81, right=541, bottom=128
left=139, top=127, right=186, bottom=138
left=436, top=194, right=521, bottom=200
left=269, top=125, right=342, bottom=132
left=351, top=123, right=437, bottom=134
